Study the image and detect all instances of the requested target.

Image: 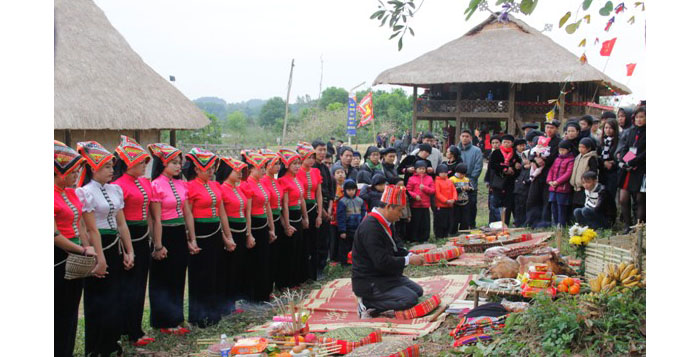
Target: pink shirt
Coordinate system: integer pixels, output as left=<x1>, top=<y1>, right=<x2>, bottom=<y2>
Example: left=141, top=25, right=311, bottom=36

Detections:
left=151, top=175, right=189, bottom=221
left=221, top=182, right=247, bottom=219
left=261, top=175, right=282, bottom=211
left=296, top=166, right=323, bottom=201
left=407, top=173, right=436, bottom=208
left=187, top=178, right=222, bottom=219
left=113, top=174, right=152, bottom=222
left=240, top=176, right=269, bottom=216
left=54, top=186, right=83, bottom=240
left=278, top=174, right=304, bottom=207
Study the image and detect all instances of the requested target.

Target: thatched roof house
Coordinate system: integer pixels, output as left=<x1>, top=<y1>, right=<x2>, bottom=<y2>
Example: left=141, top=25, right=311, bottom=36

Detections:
left=54, top=0, right=209, bottom=149
left=373, top=13, right=631, bottom=138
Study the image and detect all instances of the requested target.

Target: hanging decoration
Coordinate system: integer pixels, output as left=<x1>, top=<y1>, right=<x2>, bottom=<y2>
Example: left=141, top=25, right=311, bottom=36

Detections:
left=579, top=53, right=588, bottom=64
left=583, top=14, right=591, bottom=24
left=578, top=39, right=587, bottom=47
left=594, top=37, right=600, bottom=45
left=615, top=2, right=626, bottom=14
left=626, top=63, right=637, bottom=76
left=604, top=17, right=615, bottom=31
left=600, top=38, right=617, bottom=56
left=356, top=92, right=374, bottom=128
left=628, top=16, right=635, bottom=24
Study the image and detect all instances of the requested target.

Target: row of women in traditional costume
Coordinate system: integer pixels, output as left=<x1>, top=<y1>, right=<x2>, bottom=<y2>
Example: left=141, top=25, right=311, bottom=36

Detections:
left=54, top=137, right=324, bottom=357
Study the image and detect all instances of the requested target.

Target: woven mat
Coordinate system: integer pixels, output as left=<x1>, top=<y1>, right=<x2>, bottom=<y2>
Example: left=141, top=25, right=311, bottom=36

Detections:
left=445, top=232, right=552, bottom=267
left=248, top=275, right=473, bottom=337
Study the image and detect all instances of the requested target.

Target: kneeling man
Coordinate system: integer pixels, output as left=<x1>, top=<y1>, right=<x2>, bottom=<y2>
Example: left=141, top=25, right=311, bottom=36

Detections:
left=351, top=185, right=425, bottom=318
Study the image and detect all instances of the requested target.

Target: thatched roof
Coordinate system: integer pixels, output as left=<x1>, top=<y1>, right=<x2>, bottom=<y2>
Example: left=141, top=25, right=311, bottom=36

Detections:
left=54, top=0, right=209, bottom=130
left=374, top=14, right=631, bottom=95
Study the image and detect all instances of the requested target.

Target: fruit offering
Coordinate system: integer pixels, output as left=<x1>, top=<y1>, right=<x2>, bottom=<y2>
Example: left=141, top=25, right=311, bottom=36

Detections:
left=588, top=262, right=644, bottom=293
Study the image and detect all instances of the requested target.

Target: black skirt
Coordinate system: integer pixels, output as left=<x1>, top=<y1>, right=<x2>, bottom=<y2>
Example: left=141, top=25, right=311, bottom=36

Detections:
left=227, top=221, right=250, bottom=303
left=188, top=221, right=223, bottom=328
left=84, top=233, right=123, bottom=357
left=149, top=224, right=188, bottom=329
left=303, top=202, right=319, bottom=281
left=54, top=247, right=83, bottom=357
left=121, top=224, right=150, bottom=341
left=409, top=207, right=430, bottom=242
left=268, top=214, right=284, bottom=292
left=248, top=216, right=272, bottom=302
left=289, top=209, right=305, bottom=287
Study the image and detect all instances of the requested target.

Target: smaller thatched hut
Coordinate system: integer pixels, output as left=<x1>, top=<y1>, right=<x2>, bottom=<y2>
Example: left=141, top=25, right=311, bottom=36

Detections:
left=374, top=13, right=631, bottom=138
left=54, top=0, right=209, bottom=150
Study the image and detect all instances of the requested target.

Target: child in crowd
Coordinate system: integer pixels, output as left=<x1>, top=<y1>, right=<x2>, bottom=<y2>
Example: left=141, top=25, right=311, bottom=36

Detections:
left=573, top=171, right=617, bottom=229
left=351, top=151, right=362, bottom=169
left=328, top=166, right=346, bottom=263
left=360, top=174, right=387, bottom=212
left=485, top=136, right=502, bottom=223
left=546, top=140, right=576, bottom=227
left=393, top=178, right=412, bottom=242
left=434, top=164, right=457, bottom=238
left=449, top=163, right=472, bottom=234
left=529, top=136, right=551, bottom=180
left=406, top=160, right=435, bottom=242
left=336, top=179, right=366, bottom=266
left=513, top=139, right=530, bottom=227
left=444, top=145, right=462, bottom=177
left=570, top=137, right=598, bottom=211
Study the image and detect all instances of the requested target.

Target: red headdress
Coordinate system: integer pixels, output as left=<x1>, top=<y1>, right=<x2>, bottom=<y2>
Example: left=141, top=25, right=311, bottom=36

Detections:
left=114, top=135, right=150, bottom=168
left=258, top=148, right=280, bottom=167
left=186, top=147, right=219, bottom=171
left=219, top=157, right=247, bottom=172
left=54, top=140, right=85, bottom=178
left=380, top=184, right=407, bottom=206
left=147, top=143, right=182, bottom=165
left=296, top=142, right=315, bottom=160
left=241, top=150, right=268, bottom=170
left=77, top=141, right=115, bottom=186
left=277, top=148, right=301, bottom=167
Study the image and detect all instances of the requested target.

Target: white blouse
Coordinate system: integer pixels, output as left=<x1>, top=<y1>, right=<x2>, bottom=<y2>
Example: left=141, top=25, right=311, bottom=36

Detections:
left=76, top=180, right=125, bottom=230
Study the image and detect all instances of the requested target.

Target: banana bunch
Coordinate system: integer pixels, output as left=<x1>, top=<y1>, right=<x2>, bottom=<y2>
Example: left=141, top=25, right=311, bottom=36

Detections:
left=588, top=262, right=643, bottom=293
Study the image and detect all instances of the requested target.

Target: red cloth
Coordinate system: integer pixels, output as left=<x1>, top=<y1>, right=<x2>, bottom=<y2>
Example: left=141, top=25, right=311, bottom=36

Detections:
left=484, top=133, right=492, bottom=150
left=221, top=182, right=247, bottom=219
left=240, top=176, right=270, bottom=216
left=278, top=174, right=304, bottom=208
left=113, top=174, right=152, bottom=221
left=435, top=176, right=458, bottom=208
left=187, top=178, right=222, bottom=219
left=406, top=174, right=435, bottom=208
left=600, top=37, right=617, bottom=56
left=395, top=295, right=442, bottom=320
left=546, top=153, right=576, bottom=193
left=499, top=146, right=513, bottom=165
left=54, top=185, right=83, bottom=239
left=260, top=175, right=282, bottom=210
left=297, top=166, right=323, bottom=200
left=626, top=63, right=637, bottom=76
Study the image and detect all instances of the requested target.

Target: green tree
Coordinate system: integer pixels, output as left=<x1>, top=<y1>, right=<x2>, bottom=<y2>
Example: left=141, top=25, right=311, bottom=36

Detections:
left=224, top=111, right=248, bottom=132
left=319, top=87, right=349, bottom=110
left=174, top=113, right=222, bottom=144
left=258, top=97, right=286, bottom=128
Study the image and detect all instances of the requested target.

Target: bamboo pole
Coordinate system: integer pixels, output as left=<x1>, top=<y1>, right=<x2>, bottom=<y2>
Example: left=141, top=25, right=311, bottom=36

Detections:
left=281, top=59, right=295, bottom=145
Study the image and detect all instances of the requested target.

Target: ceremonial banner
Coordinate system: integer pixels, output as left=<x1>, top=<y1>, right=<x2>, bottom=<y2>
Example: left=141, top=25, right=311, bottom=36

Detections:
left=626, top=63, right=637, bottom=76
left=346, top=96, right=357, bottom=136
left=600, top=38, right=617, bottom=56
left=357, top=92, right=374, bottom=128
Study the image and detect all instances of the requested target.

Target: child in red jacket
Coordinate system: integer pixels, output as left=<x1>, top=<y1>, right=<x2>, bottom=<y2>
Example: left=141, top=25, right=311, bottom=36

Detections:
left=406, top=160, right=435, bottom=242
left=546, top=140, right=576, bottom=227
left=434, top=164, right=458, bottom=238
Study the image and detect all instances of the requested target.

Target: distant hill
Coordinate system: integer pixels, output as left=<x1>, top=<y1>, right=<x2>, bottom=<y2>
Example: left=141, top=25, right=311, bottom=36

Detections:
left=193, top=97, right=267, bottom=120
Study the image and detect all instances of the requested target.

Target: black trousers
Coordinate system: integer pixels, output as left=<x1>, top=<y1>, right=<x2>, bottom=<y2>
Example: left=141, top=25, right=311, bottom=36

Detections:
left=303, top=202, right=319, bottom=281
left=248, top=216, right=272, bottom=302
left=121, top=224, right=150, bottom=341
left=272, top=214, right=296, bottom=291
left=318, top=218, right=331, bottom=274
left=84, top=234, right=123, bottom=357
left=451, top=204, right=469, bottom=234
left=55, top=247, right=83, bottom=357
left=465, top=190, right=478, bottom=229
left=328, top=223, right=340, bottom=263
left=433, top=206, right=453, bottom=239
left=526, top=178, right=545, bottom=227
left=228, top=221, right=249, bottom=302
left=363, top=277, right=424, bottom=312
left=288, top=210, right=305, bottom=286
left=337, top=230, right=355, bottom=266
left=409, top=207, right=430, bottom=242
left=149, top=224, right=188, bottom=329
left=188, top=221, right=223, bottom=328
left=513, top=193, right=528, bottom=227
left=218, top=221, right=243, bottom=315
left=491, top=190, right=514, bottom=225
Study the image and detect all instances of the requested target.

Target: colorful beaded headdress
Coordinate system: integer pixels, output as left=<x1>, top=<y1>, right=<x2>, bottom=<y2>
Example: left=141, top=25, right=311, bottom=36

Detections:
left=114, top=135, right=150, bottom=168
left=54, top=140, right=85, bottom=178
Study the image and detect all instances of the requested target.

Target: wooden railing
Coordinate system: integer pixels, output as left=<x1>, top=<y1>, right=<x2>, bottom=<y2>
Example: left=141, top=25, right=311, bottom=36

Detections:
left=415, top=100, right=613, bottom=116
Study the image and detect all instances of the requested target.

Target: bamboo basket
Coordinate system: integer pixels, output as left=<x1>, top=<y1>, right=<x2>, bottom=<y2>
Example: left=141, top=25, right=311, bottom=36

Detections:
left=584, top=224, right=646, bottom=279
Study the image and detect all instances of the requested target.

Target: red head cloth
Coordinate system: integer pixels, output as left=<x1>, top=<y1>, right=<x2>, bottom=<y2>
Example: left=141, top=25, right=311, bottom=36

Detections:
left=147, top=143, right=182, bottom=165
left=296, top=142, right=315, bottom=160
left=219, top=157, right=247, bottom=172
left=258, top=148, right=280, bottom=166
left=54, top=140, right=85, bottom=178
left=277, top=148, right=301, bottom=167
left=380, top=184, right=407, bottom=206
left=186, top=147, right=219, bottom=171
left=241, top=150, right=268, bottom=170
left=77, top=141, right=115, bottom=186
left=114, top=135, right=150, bottom=168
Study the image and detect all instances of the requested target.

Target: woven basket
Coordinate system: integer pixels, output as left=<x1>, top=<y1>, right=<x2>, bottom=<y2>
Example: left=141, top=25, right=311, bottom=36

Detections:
left=64, top=253, right=96, bottom=280
left=584, top=226, right=646, bottom=279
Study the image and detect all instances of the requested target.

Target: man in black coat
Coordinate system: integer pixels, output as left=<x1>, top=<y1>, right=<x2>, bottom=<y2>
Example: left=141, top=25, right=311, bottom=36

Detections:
left=526, top=120, right=562, bottom=227
left=313, top=140, right=334, bottom=276
left=352, top=185, right=425, bottom=318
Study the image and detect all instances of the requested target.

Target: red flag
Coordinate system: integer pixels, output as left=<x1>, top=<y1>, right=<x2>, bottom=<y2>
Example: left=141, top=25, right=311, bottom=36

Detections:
left=600, top=38, right=617, bottom=56
left=357, top=92, right=374, bottom=128
left=626, top=63, right=637, bottom=76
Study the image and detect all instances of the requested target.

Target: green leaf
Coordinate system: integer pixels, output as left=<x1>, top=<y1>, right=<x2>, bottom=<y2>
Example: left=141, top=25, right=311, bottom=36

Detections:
left=398, top=37, right=403, bottom=51
left=464, top=0, right=481, bottom=20
left=582, top=0, right=593, bottom=11
left=381, top=15, right=389, bottom=26
left=389, top=31, right=400, bottom=40
left=520, top=0, right=537, bottom=15
left=408, top=1, right=416, bottom=9
left=559, top=11, right=571, bottom=28
left=409, top=27, right=414, bottom=36
left=392, top=25, right=404, bottom=31
left=599, top=1, right=613, bottom=16
left=565, top=19, right=581, bottom=34
left=370, top=10, right=383, bottom=19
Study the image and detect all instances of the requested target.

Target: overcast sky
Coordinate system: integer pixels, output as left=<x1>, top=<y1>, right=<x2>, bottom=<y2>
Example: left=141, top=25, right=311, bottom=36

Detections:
left=94, top=0, right=646, bottom=104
